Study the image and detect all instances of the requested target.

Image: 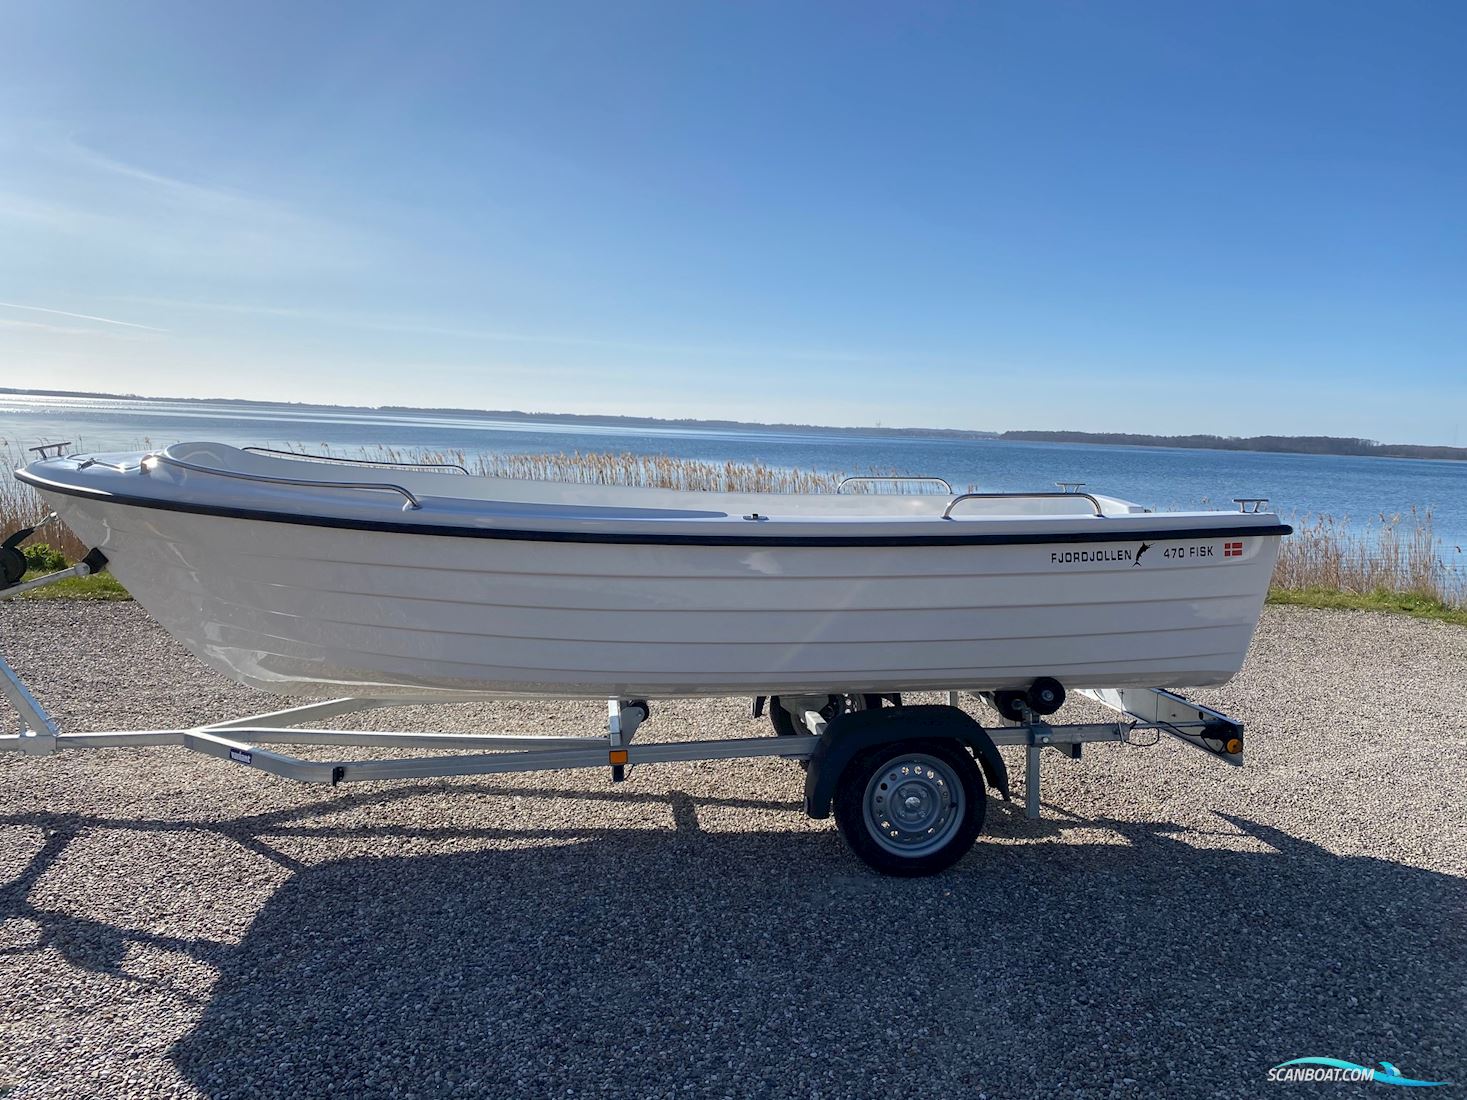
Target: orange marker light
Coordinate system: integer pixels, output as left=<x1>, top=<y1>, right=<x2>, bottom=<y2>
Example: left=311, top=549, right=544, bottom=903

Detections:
left=1226, top=738, right=1243, bottom=754
left=609, top=749, right=629, bottom=765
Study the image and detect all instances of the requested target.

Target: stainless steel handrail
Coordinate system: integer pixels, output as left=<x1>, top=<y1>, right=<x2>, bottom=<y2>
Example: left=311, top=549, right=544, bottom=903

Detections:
left=1233, top=498, right=1270, bottom=513
left=243, top=446, right=470, bottom=474
left=836, top=476, right=953, bottom=494
left=150, top=451, right=424, bottom=511
left=75, top=457, right=143, bottom=472
left=943, top=491, right=1105, bottom=519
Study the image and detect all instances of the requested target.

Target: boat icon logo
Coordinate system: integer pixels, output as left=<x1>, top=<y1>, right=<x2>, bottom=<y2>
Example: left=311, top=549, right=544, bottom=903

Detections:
left=1133, top=542, right=1152, bottom=566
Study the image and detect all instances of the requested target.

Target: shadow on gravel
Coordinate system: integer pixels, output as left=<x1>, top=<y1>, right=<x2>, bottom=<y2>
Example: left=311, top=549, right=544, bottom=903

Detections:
left=0, top=815, right=236, bottom=985
left=136, top=793, right=1467, bottom=1099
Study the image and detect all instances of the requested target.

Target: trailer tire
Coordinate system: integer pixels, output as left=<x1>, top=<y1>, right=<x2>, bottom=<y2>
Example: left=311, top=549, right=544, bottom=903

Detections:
left=769, top=693, right=884, bottom=737
left=0, top=545, right=24, bottom=589
left=833, top=738, right=985, bottom=876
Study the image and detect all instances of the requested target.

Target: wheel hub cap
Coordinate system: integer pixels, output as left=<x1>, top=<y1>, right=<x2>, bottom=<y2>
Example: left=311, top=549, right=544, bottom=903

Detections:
left=863, top=754, right=965, bottom=858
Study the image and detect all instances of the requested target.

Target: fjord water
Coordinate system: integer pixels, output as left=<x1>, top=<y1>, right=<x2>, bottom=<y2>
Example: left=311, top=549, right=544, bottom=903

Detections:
left=3, top=393, right=1465, bottom=552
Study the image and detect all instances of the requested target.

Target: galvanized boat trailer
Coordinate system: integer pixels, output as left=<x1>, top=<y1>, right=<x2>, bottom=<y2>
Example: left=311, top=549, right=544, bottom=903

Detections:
left=1, top=560, right=1245, bottom=876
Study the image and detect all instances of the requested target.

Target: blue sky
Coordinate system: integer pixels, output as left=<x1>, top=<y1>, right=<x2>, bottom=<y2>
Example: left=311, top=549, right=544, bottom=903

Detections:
left=1, top=2, right=1462, bottom=442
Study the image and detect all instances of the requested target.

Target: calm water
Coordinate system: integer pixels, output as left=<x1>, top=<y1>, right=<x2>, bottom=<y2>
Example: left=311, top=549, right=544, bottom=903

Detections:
left=3, top=393, right=1465, bottom=553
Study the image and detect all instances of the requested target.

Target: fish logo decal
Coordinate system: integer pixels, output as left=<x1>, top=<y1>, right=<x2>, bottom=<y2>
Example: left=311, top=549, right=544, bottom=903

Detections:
left=1133, top=542, right=1151, bottom=567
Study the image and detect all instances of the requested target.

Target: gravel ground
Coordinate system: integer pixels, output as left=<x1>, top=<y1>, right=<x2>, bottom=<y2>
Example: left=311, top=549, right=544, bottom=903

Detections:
left=0, top=601, right=1463, bottom=1099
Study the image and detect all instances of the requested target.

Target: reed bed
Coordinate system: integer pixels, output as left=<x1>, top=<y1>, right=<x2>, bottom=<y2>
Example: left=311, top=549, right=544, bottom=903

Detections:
left=0, top=437, right=90, bottom=561
left=1272, top=507, right=1465, bottom=608
left=3, top=437, right=1463, bottom=610
left=298, top=442, right=941, bottom=495
left=307, top=443, right=864, bottom=493
left=479, top=451, right=850, bottom=493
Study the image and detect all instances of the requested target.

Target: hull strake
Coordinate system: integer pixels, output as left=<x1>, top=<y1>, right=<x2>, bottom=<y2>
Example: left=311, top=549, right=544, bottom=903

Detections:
left=41, top=492, right=1283, bottom=700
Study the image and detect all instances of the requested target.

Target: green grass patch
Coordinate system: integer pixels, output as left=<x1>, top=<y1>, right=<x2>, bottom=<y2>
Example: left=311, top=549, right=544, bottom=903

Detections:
left=22, top=543, right=68, bottom=572
left=1268, top=586, right=1467, bottom=626
left=8, top=543, right=130, bottom=599
left=18, top=569, right=131, bottom=601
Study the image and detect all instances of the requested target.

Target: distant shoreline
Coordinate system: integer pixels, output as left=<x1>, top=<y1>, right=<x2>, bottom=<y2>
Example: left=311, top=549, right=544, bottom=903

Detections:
left=3, top=386, right=1462, bottom=462
left=999, top=431, right=1467, bottom=463
left=0, top=386, right=998, bottom=444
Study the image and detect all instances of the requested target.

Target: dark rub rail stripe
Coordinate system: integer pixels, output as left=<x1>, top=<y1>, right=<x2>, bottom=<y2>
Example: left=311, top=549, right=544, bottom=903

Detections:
left=14, top=470, right=1293, bottom=548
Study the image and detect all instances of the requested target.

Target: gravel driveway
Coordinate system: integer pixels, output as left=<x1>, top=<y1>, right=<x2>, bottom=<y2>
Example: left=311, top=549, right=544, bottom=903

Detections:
left=1, top=601, right=1463, bottom=1099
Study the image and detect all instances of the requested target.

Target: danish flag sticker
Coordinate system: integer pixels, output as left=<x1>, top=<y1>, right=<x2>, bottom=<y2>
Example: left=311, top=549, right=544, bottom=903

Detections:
left=1224, top=541, right=1244, bottom=558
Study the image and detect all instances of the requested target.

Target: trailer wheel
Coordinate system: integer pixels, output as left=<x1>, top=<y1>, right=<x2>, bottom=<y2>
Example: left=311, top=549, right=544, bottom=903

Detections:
left=769, top=693, right=884, bottom=736
left=833, top=739, right=985, bottom=876
left=0, top=545, right=24, bottom=589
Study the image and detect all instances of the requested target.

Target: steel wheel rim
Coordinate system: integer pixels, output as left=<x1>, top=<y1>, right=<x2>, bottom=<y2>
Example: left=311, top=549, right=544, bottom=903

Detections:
left=862, top=753, right=965, bottom=858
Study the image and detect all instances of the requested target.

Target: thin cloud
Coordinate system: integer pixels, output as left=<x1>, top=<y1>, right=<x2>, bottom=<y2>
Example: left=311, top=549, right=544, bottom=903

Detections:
left=0, top=301, right=169, bottom=333
left=0, top=191, right=107, bottom=232
left=68, top=144, right=203, bottom=193
left=0, top=134, right=374, bottom=276
left=64, top=141, right=279, bottom=216
left=113, top=295, right=875, bottom=364
left=0, top=317, right=152, bottom=341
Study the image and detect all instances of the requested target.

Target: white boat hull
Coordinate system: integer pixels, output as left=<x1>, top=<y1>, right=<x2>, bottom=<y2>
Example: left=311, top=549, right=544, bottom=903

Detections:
left=36, top=486, right=1283, bottom=700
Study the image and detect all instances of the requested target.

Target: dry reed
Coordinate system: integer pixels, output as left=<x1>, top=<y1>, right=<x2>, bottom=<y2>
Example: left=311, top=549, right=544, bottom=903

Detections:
left=1, top=437, right=91, bottom=561
left=1272, top=507, right=1464, bottom=607
left=295, top=442, right=954, bottom=495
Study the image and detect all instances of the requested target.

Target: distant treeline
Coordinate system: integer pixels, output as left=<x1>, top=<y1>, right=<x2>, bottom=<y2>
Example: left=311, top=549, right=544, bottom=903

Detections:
left=0, top=387, right=998, bottom=442
left=3, top=387, right=1458, bottom=458
left=378, top=406, right=1001, bottom=441
left=1000, top=431, right=1467, bottom=462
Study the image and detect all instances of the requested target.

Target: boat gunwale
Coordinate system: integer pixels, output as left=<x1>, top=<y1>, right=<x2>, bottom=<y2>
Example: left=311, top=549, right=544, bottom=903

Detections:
left=18, top=466, right=1293, bottom=548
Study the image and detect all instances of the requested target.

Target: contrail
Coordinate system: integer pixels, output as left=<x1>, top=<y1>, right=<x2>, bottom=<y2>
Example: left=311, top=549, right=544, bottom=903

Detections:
left=0, top=301, right=168, bottom=333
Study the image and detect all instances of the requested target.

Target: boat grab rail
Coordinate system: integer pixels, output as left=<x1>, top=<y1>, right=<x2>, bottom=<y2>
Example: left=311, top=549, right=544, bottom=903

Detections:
left=943, top=491, right=1105, bottom=519
left=148, top=450, right=424, bottom=511
left=242, top=446, right=470, bottom=474
left=74, top=457, right=143, bottom=472
left=836, top=476, right=953, bottom=494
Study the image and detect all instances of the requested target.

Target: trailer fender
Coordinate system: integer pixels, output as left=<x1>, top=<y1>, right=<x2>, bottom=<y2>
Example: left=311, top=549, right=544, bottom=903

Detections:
left=803, top=704, right=1010, bottom=819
